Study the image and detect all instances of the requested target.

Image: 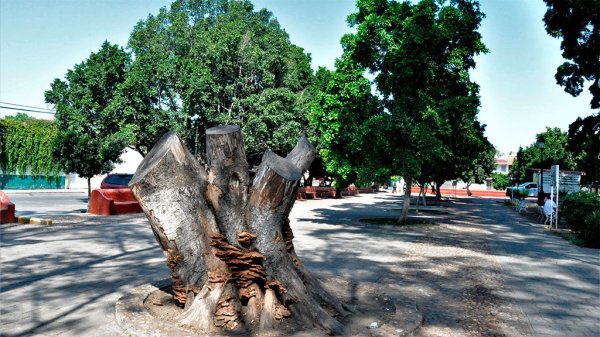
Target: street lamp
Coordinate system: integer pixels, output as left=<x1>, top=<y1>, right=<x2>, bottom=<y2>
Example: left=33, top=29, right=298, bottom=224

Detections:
left=537, top=141, right=545, bottom=205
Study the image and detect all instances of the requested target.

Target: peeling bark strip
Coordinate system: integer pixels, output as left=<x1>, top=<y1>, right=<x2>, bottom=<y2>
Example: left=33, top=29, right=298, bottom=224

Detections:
left=130, top=126, right=345, bottom=335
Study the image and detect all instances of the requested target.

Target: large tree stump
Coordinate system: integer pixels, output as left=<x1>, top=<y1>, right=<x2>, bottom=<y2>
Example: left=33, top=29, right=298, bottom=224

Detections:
left=130, top=125, right=347, bottom=335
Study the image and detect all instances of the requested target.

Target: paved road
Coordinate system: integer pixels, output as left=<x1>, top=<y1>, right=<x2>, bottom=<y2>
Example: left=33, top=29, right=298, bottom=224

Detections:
left=3, top=190, right=89, bottom=218
left=1, top=193, right=598, bottom=336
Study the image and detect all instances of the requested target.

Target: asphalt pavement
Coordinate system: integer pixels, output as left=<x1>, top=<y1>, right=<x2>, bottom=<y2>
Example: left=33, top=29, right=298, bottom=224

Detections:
left=2, top=189, right=89, bottom=218
left=0, top=192, right=598, bottom=337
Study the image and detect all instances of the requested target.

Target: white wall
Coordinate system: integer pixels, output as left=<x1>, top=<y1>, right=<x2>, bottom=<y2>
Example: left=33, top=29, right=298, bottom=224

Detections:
left=66, top=148, right=143, bottom=189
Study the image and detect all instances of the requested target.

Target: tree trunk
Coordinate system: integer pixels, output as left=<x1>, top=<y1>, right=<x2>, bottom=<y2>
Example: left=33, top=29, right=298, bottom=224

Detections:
left=466, top=181, right=472, bottom=196
left=398, top=176, right=412, bottom=225
left=435, top=180, right=443, bottom=199
left=87, top=177, right=91, bottom=212
left=129, top=126, right=346, bottom=335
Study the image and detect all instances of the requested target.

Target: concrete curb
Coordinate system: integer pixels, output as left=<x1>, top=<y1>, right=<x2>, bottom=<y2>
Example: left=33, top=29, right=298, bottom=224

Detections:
left=17, top=216, right=53, bottom=225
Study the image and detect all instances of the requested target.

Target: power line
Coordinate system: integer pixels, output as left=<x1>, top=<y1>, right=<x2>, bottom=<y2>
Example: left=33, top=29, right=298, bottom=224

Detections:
left=0, top=106, right=55, bottom=115
left=0, top=101, right=54, bottom=112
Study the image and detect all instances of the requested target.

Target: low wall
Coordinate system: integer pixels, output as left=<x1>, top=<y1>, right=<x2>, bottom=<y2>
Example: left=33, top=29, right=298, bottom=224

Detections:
left=0, top=174, right=65, bottom=190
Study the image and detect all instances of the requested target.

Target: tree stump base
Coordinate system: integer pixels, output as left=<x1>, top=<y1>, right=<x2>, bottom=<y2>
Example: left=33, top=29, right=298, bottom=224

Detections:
left=116, top=275, right=423, bottom=337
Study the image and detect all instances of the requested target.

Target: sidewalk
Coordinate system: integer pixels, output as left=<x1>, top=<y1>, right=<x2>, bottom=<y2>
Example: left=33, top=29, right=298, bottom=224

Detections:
left=476, top=198, right=600, bottom=337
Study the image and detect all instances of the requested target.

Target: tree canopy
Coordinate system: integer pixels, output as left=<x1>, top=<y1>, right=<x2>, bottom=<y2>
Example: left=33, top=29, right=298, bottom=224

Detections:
left=509, top=127, right=577, bottom=183
left=340, top=0, right=488, bottom=223
left=568, top=114, right=599, bottom=187
left=120, top=0, right=314, bottom=163
left=309, top=56, right=383, bottom=189
left=45, top=41, right=134, bottom=196
left=543, top=0, right=600, bottom=109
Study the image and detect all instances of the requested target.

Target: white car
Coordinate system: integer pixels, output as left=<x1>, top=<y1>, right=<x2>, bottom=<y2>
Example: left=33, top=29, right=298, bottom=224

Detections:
left=506, top=182, right=538, bottom=198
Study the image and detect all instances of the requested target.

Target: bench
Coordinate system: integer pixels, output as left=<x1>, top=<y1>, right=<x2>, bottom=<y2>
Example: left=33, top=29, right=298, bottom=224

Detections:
left=89, top=188, right=143, bottom=215
left=0, top=191, right=16, bottom=224
left=516, top=199, right=527, bottom=213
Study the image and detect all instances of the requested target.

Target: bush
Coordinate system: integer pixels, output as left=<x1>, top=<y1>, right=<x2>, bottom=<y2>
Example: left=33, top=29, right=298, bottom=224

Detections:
left=561, top=191, right=600, bottom=234
left=514, top=189, right=529, bottom=200
left=492, top=172, right=510, bottom=190
left=581, top=211, right=600, bottom=248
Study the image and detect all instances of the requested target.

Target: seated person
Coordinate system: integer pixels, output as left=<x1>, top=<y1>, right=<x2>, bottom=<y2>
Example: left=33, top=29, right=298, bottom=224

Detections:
left=543, top=195, right=557, bottom=219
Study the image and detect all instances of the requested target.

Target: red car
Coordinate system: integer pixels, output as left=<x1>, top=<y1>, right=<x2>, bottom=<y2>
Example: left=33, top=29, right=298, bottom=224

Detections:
left=100, top=174, right=134, bottom=189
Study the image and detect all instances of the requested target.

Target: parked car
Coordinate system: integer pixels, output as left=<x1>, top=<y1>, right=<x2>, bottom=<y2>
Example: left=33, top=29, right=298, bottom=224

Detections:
left=100, top=174, right=134, bottom=189
left=506, top=182, right=538, bottom=198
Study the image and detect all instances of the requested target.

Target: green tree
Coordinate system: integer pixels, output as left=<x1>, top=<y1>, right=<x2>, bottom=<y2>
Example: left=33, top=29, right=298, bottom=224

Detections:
left=343, top=0, right=488, bottom=223
left=568, top=114, right=599, bottom=189
left=509, top=127, right=577, bottom=184
left=543, top=0, right=600, bottom=108
left=459, top=142, right=495, bottom=195
left=45, top=42, right=134, bottom=199
left=122, top=0, right=314, bottom=163
left=309, top=56, right=383, bottom=192
left=492, top=172, right=510, bottom=191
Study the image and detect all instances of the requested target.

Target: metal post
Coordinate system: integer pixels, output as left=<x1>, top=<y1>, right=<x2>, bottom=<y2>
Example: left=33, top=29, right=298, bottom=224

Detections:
left=537, top=141, right=545, bottom=205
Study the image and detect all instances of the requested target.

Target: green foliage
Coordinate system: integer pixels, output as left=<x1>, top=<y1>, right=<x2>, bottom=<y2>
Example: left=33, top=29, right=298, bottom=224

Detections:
left=568, top=114, right=599, bottom=188
left=581, top=210, right=600, bottom=248
left=513, top=189, right=529, bottom=200
left=459, top=141, right=495, bottom=190
left=508, top=146, right=526, bottom=183
left=561, top=191, right=600, bottom=234
left=0, top=118, right=60, bottom=177
left=123, top=0, right=314, bottom=163
left=509, top=127, right=576, bottom=182
left=45, top=42, right=133, bottom=189
left=342, top=0, right=487, bottom=196
left=492, top=172, right=510, bottom=190
left=543, top=0, right=599, bottom=108
left=309, top=55, right=382, bottom=187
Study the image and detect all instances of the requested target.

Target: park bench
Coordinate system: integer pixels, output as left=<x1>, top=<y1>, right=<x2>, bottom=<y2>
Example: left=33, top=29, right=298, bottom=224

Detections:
left=315, top=186, right=336, bottom=198
left=0, top=191, right=16, bottom=224
left=516, top=199, right=527, bottom=213
left=89, top=188, right=143, bottom=215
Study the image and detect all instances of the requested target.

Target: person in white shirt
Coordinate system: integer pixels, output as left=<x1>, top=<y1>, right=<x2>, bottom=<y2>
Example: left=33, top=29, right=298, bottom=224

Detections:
left=543, top=196, right=557, bottom=218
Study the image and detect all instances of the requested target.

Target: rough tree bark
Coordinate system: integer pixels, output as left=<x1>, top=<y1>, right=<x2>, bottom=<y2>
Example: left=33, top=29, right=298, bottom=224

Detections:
left=129, top=125, right=348, bottom=335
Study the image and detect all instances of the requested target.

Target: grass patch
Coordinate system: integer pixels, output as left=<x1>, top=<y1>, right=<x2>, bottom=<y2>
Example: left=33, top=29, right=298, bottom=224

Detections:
left=360, top=217, right=438, bottom=226
left=552, top=231, right=586, bottom=247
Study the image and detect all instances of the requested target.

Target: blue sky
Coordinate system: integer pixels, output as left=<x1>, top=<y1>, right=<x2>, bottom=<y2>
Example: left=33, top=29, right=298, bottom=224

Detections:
left=0, top=0, right=595, bottom=154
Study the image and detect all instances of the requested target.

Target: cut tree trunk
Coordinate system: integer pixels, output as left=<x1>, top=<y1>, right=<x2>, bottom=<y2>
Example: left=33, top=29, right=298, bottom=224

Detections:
left=129, top=126, right=347, bottom=335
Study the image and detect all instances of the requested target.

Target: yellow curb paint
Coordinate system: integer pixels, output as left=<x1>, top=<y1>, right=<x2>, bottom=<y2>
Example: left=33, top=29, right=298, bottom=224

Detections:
left=16, top=216, right=52, bottom=225
left=30, top=218, right=52, bottom=225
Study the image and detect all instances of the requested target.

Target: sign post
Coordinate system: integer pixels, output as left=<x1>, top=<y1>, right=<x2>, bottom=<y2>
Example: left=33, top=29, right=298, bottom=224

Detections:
left=551, top=165, right=560, bottom=229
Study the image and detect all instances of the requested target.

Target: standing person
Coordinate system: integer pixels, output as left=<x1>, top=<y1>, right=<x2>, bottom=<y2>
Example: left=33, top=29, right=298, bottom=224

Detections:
left=392, top=181, right=397, bottom=194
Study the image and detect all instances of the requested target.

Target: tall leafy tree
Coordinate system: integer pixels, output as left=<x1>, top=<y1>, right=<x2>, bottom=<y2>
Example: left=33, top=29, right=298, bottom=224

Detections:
left=509, top=127, right=577, bottom=184
left=309, top=56, right=383, bottom=192
left=343, top=0, right=488, bottom=223
left=458, top=140, right=495, bottom=195
left=568, top=114, right=599, bottom=189
left=45, top=42, right=134, bottom=199
left=543, top=0, right=600, bottom=108
left=121, top=0, right=314, bottom=163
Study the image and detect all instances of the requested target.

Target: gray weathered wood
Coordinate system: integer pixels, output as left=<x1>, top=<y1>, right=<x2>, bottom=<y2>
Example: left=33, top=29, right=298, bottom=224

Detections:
left=130, top=128, right=344, bottom=335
